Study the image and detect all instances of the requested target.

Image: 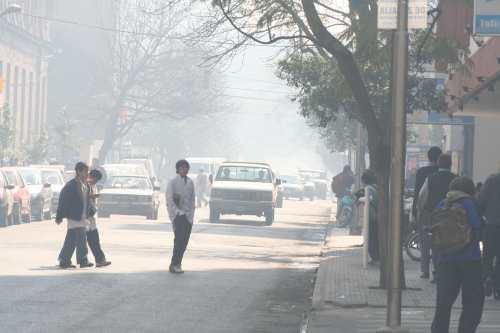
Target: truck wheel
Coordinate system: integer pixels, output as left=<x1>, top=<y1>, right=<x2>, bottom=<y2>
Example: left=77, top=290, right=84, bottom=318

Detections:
left=209, top=207, right=220, bottom=223
left=264, top=209, right=274, bottom=225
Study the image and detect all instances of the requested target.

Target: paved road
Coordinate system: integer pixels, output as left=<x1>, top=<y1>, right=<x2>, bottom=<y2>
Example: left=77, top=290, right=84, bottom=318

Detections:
left=0, top=200, right=331, bottom=333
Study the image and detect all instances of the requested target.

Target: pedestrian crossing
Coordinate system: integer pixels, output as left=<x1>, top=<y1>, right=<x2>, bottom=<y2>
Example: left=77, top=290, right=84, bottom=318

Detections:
left=356, top=309, right=500, bottom=333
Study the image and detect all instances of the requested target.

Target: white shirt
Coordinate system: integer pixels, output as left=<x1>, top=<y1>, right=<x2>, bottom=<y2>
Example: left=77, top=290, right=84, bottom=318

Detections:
left=166, top=175, right=196, bottom=224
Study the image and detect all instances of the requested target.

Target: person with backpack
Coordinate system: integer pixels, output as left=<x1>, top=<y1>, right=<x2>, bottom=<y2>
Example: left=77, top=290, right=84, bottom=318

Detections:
left=418, top=153, right=457, bottom=281
left=332, top=165, right=355, bottom=219
left=431, top=177, right=484, bottom=333
left=478, top=170, right=500, bottom=300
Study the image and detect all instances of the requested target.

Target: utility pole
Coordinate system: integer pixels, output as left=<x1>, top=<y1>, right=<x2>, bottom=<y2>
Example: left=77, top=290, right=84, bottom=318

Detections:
left=355, top=122, right=364, bottom=189
left=377, top=0, right=409, bottom=332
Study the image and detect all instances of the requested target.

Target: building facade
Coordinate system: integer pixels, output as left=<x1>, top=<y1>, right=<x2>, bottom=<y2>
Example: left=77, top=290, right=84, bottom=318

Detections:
left=0, top=0, right=53, bottom=148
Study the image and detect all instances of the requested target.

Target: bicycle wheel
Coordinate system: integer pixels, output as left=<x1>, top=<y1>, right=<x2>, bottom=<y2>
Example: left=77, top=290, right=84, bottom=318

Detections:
left=405, top=232, right=421, bottom=262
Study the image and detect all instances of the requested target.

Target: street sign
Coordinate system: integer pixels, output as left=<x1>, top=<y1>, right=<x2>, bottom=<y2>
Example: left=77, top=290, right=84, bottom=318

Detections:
left=474, top=0, right=500, bottom=36
left=378, top=0, right=428, bottom=30
left=408, top=111, right=475, bottom=126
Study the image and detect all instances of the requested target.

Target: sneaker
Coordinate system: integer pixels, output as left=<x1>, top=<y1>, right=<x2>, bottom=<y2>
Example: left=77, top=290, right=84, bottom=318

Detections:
left=96, top=260, right=112, bottom=268
left=169, top=265, right=184, bottom=274
left=79, top=262, right=94, bottom=268
left=59, top=263, right=76, bottom=269
left=485, top=278, right=493, bottom=297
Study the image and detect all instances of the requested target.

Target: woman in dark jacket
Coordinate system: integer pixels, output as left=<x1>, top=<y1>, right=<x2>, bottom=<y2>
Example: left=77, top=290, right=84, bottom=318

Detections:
left=431, top=177, right=484, bottom=333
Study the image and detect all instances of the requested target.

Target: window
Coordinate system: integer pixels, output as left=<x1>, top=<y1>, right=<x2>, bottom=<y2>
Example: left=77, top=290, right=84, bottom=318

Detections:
left=3, top=171, right=18, bottom=186
left=18, top=169, right=42, bottom=186
left=13, top=66, right=19, bottom=129
left=216, top=166, right=272, bottom=183
left=20, top=69, right=26, bottom=140
left=105, top=176, right=152, bottom=190
left=41, top=170, right=63, bottom=185
left=5, top=63, right=10, bottom=103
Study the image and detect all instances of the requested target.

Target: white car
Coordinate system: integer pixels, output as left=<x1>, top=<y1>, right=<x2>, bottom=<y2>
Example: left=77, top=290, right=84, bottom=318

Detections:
left=98, top=175, right=161, bottom=220
left=209, top=162, right=281, bottom=225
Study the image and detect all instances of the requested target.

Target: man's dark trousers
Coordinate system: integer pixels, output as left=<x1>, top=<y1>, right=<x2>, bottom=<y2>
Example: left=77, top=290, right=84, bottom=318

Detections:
left=171, top=214, right=192, bottom=267
left=87, top=229, right=106, bottom=263
left=483, top=224, right=500, bottom=289
left=419, top=225, right=432, bottom=276
left=431, top=260, right=484, bottom=333
left=58, top=228, right=89, bottom=265
left=419, top=226, right=438, bottom=276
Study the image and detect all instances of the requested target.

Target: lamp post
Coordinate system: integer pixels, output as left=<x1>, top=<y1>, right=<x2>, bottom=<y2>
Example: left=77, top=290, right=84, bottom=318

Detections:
left=0, top=4, right=22, bottom=18
left=377, top=0, right=410, bottom=332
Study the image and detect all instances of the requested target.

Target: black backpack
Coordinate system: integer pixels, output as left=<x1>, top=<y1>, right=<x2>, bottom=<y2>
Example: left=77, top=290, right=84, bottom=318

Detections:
left=430, top=196, right=472, bottom=255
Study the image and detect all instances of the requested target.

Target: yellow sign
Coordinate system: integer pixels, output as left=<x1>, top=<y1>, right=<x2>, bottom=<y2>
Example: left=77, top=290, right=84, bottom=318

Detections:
left=0, top=77, right=4, bottom=94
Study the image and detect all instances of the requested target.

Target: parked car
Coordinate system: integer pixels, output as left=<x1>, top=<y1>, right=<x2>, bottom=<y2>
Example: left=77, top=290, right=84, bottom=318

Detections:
left=1, top=167, right=31, bottom=223
left=0, top=172, right=15, bottom=227
left=209, top=162, right=281, bottom=225
left=98, top=175, right=160, bottom=219
left=34, top=166, right=66, bottom=214
left=281, top=174, right=305, bottom=200
left=17, top=167, right=53, bottom=221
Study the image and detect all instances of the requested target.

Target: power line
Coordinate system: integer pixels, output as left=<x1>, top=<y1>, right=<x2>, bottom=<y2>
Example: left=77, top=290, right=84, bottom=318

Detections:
left=22, top=12, right=287, bottom=49
left=224, top=74, right=291, bottom=87
left=221, top=93, right=290, bottom=103
left=224, top=86, right=292, bottom=95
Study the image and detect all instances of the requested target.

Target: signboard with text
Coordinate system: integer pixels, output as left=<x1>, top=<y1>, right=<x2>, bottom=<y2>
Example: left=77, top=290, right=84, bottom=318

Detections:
left=474, top=0, right=500, bottom=36
left=378, top=0, right=428, bottom=30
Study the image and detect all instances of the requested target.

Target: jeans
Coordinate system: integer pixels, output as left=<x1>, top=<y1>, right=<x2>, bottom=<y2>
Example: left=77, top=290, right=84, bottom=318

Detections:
left=87, top=229, right=106, bottom=263
left=431, top=260, right=484, bottom=333
left=171, top=215, right=192, bottom=267
left=483, top=224, right=500, bottom=289
left=58, top=227, right=89, bottom=265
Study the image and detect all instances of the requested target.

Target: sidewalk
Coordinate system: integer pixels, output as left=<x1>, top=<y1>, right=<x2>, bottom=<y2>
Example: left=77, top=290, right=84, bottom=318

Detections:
left=312, top=227, right=435, bottom=309
left=307, top=220, right=500, bottom=332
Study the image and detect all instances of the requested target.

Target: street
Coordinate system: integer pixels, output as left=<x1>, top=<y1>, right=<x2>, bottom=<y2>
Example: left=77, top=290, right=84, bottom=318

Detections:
left=0, top=200, right=330, bottom=333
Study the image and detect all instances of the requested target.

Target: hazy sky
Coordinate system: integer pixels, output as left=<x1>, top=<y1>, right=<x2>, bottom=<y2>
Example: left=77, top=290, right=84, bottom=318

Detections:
left=224, top=45, right=326, bottom=175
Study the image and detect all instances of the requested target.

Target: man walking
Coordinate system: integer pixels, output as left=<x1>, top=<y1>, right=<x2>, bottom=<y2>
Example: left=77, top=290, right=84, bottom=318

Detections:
left=87, top=169, right=111, bottom=268
left=418, top=153, right=457, bottom=281
left=478, top=167, right=500, bottom=299
left=56, top=162, right=93, bottom=269
left=195, top=168, right=209, bottom=208
left=413, top=146, right=442, bottom=279
left=166, top=159, right=195, bottom=274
